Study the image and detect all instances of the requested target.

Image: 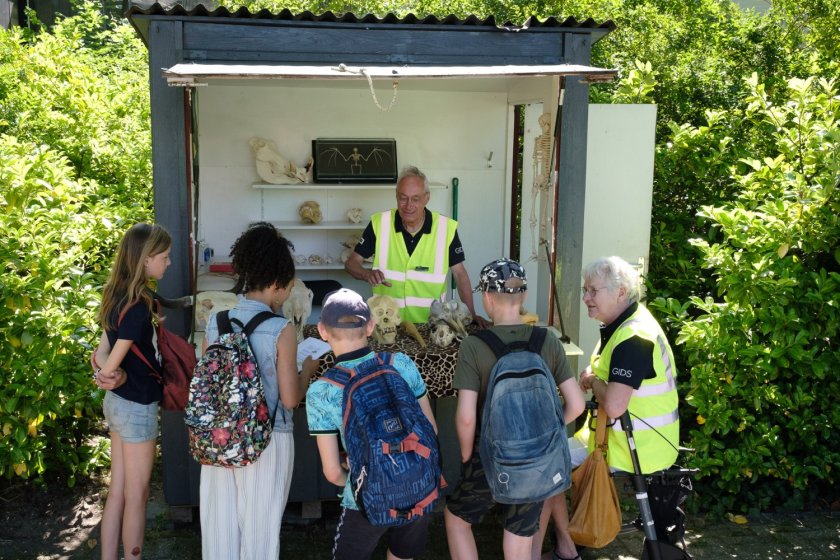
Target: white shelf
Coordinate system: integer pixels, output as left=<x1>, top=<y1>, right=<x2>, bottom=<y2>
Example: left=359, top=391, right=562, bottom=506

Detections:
left=252, top=182, right=449, bottom=190
left=271, top=220, right=366, bottom=230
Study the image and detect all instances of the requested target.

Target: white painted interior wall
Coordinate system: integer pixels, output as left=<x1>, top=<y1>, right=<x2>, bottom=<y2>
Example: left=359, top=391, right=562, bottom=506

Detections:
left=194, top=79, right=537, bottom=316
left=576, top=104, right=657, bottom=363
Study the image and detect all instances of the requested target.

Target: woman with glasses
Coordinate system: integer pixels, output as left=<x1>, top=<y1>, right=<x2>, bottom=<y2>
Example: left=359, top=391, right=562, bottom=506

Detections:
left=532, top=256, right=680, bottom=560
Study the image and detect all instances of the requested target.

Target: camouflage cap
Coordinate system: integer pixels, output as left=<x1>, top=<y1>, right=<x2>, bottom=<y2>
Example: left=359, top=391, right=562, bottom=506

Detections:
left=473, top=258, right=528, bottom=294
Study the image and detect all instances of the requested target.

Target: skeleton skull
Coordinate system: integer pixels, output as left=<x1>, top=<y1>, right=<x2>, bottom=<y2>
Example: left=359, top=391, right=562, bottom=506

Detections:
left=430, top=323, right=456, bottom=347
left=298, top=200, right=323, bottom=224
left=368, top=294, right=400, bottom=344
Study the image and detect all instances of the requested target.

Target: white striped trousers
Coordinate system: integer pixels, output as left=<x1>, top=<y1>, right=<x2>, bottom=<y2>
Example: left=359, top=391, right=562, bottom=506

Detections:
left=199, top=432, right=295, bottom=560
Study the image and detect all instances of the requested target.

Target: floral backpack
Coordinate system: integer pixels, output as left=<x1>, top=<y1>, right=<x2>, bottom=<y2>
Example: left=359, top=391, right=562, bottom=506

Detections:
left=185, top=310, right=278, bottom=468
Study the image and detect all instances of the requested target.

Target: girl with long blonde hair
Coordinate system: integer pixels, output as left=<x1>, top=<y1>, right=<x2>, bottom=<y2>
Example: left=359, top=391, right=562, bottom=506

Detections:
left=92, top=223, right=172, bottom=560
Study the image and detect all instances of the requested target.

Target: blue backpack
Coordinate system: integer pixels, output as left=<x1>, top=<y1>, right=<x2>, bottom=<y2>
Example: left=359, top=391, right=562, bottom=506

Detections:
left=474, top=328, right=572, bottom=504
left=323, top=352, right=442, bottom=527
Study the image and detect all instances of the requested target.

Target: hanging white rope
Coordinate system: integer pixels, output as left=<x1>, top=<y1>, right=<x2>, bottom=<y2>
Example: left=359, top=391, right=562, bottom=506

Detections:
left=333, top=64, right=399, bottom=112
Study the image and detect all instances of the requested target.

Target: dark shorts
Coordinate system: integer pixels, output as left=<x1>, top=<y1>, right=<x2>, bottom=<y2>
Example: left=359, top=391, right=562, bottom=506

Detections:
left=445, top=451, right=543, bottom=537
left=332, top=507, right=431, bottom=560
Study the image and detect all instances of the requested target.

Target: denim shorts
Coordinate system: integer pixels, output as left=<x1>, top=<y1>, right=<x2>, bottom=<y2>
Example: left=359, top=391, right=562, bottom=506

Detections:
left=103, top=392, right=159, bottom=443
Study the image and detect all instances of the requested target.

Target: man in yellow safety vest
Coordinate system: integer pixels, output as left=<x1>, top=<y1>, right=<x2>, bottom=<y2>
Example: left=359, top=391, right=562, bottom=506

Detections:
left=344, top=166, right=487, bottom=325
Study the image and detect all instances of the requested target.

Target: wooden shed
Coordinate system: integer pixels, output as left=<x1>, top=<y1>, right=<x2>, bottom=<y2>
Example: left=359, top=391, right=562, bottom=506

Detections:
left=127, top=2, right=621, bottom=511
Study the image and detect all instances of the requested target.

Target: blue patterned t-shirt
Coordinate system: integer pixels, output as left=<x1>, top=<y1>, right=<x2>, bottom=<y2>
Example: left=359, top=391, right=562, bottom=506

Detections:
left=305, top=349, right=428, bottom=510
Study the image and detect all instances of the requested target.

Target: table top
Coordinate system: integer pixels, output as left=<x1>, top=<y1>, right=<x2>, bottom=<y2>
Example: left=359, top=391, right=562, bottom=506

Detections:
left=305, top=323, right=584, bottom=399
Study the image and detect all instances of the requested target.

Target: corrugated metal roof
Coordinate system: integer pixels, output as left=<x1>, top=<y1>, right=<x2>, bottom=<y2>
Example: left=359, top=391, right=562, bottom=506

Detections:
left=126, top=2, right=616, bottom=33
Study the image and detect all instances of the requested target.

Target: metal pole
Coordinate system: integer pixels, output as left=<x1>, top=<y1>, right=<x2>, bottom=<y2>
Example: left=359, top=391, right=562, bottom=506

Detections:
left=619, top=412, right=662, bottom=560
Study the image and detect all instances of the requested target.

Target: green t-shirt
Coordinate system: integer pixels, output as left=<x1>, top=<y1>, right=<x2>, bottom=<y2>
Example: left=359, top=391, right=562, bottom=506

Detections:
left=453, top=324, right=574, bottom=417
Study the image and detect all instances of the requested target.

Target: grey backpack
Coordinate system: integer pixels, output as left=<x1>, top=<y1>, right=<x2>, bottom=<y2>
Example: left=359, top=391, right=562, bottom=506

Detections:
left=474, top=328, right=572, bottom=504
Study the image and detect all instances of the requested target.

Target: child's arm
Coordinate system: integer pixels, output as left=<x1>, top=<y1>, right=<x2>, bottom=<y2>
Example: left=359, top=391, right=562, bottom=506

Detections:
left=275, top=325, right=317, bottom=408
left=315, top=435, right=347, bottom=488
left=558, top=377, right=585, bottom=425
left=92, top=333, right=128, bottom=390
left=455, top=389, right=478, bottom=463
left=417, top=395, right=438, bottom=434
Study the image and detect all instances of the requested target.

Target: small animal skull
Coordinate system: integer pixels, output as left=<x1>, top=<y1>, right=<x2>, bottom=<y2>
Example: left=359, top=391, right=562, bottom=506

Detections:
left=340, top=234, right=362, bottom=263
left=368, top=294, right=401, bottom=344
left=323, top=254, right=334, bottom=265
left=298, top=200, right=322, bottom=224
left=308, top=254, right=323, bottom=265
left=430, top=323, right=456, bottom=347
left=346, top=207, right=363, bottom=223
left=294, top=254, right=307, bottom=265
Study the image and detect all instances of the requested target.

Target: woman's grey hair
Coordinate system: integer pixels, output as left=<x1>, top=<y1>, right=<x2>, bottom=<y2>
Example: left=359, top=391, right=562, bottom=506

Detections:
left=583, top=256, right=642, bottom=303
left=397, top=165, right=429, bottom=193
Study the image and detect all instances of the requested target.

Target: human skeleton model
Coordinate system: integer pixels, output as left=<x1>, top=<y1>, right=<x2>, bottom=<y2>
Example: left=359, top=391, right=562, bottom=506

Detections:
left=528, top=112, right=553, bottom=262
left=250, top=137, right=311, bottom=184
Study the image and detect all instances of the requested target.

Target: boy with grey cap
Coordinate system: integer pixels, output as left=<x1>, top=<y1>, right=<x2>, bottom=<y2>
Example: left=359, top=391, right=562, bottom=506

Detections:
left=444, top=259, right=585, bottom=560
left=305, top=288, right=438, bottom=560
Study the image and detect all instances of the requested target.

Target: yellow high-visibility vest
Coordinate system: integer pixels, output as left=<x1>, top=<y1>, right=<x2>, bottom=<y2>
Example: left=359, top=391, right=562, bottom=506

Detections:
left=371, top=210, right=457, bottom=323
left=588, top=303, right=680, bottom=473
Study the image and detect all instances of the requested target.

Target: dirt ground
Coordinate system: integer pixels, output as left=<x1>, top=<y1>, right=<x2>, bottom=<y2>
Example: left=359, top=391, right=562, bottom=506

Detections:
left=0, top=474, right=105, bottom=560
left=3, top=471, right=839, bottom=560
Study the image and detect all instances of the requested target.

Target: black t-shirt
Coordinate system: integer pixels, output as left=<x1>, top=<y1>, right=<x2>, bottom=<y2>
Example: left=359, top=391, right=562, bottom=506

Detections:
left=353, top=208, right=466, bottom=265
left=597, top=302, right=655, bottom=390
left=107, top=301, right=163, bottom=405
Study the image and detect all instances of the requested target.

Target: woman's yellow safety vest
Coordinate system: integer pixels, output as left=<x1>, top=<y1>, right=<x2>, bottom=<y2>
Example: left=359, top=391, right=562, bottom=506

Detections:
left=371, top=210, right=457, bottom=323
left=588, top=303, right=680, bottom=473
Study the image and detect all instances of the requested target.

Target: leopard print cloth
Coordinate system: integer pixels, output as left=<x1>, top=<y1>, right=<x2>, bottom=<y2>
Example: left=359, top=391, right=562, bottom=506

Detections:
left=303, top=323, right=480, bottom=398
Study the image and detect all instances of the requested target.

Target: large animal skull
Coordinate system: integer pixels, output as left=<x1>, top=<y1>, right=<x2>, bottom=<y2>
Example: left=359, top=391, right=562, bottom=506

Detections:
left=281, top=279, right=313, bottom=343
left=429, top=300, right=469, bottom=339
left=430, top=323, right=456, bottom=347
left=368, top=294, right=401, bottom=344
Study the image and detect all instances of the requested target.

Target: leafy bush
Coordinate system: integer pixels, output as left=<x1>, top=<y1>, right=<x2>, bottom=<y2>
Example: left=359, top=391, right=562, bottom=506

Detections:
left=654, top=75, right=840, bottom=514
left=0, top=3, right=151, bottom=484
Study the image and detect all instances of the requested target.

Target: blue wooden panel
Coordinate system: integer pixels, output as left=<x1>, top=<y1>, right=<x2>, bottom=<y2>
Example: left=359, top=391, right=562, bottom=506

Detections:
left=182, top=21, right=565, bottom=66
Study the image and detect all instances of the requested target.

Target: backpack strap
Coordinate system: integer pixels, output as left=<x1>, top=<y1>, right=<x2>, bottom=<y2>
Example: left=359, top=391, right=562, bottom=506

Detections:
left=527, top=327, right=548, bottom=354
left=116, top=300, right=163, bottom=379
left=243, top=311, right=280, bottom=336
left=216, top=310, right=234, bottom=335
left=472, top=329, right=509, bottom=359
left=216, top=310, right=277, bottom=337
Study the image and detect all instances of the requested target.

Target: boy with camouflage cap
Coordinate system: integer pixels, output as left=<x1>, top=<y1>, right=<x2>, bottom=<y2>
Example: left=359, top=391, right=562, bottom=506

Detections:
left=444, top=258, right=585, bottom=560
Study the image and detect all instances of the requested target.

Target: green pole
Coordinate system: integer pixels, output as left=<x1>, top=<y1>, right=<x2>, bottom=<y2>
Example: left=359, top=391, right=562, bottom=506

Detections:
left=451, top=177, right=459, bottom=292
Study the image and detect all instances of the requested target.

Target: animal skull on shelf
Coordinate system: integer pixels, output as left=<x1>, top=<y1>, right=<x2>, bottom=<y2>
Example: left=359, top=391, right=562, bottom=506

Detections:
left=298, top=200, right=323, bottom=224
left=340, top=234, right=362, bottom=263
left=346, top=207, right=363, bottom=223
left=249, top=137, right=311, bottom=184
left=368, top=294, right=401, bottom=344
left=281, top=278, right=313, bottom=343
left=430, top=323, right=456, bottom=347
